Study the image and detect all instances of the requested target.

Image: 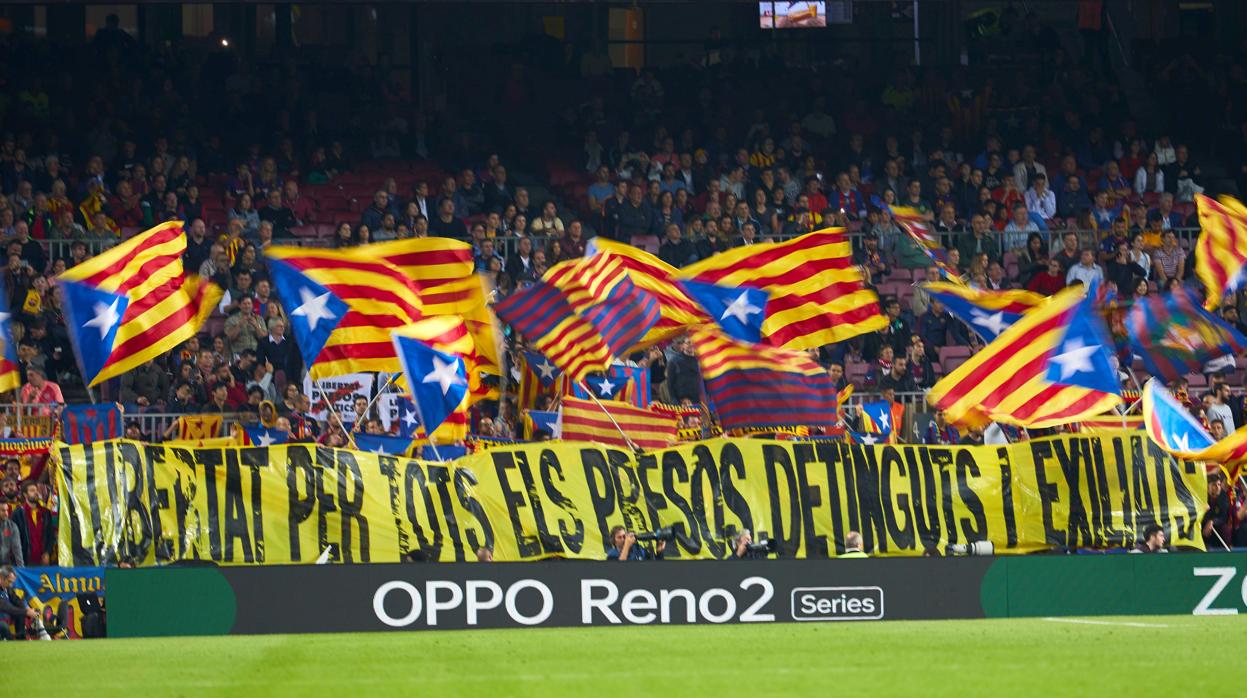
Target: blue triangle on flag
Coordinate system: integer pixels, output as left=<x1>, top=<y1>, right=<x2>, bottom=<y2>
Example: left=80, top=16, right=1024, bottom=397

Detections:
left=392, top=334, right=468, bottom=437
left=396, top=396, right=421, bottom=438
left=60, top=279, right=130, bottom=385
left=1044, top=297, right=1121, bottom=395
left=244, top=425, right=289, bottom=446
left=680, top=279, right=769, bottom=343
left=524, top=350, right=561, bottom=386
left=584, top=372, right=625, bottom=399
left=932, top=293, right=1022, bottom=342
left=267, top=257, right=350, bottom=370
left=355, top=433, right=414, bottom=456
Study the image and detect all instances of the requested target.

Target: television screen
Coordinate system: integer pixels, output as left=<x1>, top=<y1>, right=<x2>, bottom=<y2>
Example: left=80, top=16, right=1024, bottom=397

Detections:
left=759, top=2, right=827, bottom=29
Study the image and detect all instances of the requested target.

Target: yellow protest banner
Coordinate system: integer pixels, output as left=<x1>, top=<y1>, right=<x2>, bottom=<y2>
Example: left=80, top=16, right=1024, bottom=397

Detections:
left=54, top=431, right=1208, bottom=565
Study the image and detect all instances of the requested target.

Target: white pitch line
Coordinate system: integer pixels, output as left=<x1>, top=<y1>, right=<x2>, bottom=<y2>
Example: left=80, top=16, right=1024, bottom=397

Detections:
left=1042, top=617, right=1170, bottom=628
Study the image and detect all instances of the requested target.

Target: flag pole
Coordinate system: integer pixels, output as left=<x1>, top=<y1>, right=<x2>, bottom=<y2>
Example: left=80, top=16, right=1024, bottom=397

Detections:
left=360, top=372, right=400, bottom=432
left=578, top=380, right=642, bottom=453
left=406, top=392, right=442, bottom=462
left=314, top=381, right=358, bottom=450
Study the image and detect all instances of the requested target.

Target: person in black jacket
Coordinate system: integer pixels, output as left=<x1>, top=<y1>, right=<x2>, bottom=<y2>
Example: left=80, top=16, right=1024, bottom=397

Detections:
left=256, top=317, right=301, bottom=383
left=617, top=184, right=659, bottom=243
left=665, top=338, right=701, bottom=404
left=657, top=223, right=696, bottom=268
left=1203, top=472, right=1232, bottom=549
left=0, top=565, right=48, bottom=640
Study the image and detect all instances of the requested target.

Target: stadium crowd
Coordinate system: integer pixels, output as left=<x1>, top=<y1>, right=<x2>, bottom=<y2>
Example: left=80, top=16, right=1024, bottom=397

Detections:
left=0, top=8, right=1245, bottom=573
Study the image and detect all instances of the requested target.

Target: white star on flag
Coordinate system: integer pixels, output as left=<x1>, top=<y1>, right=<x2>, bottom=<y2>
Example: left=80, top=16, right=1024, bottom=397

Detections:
left=423, top=356, right=465, bottom=395
left=1171, top=432, right=1191, bottom=452
left=875, top=411, right=889, bottom=430
left=84, top=298, right=123, bottom=339
left=256, top=431, right=276, bottom=447
left=536, top=359, right=557, bottom=380
left=1051, top=337, right=1100, bottom=380
left=551, top=411, right=563, bottom=439
left=402, top=409, right=418, bottom=428
left=594, top=377, right=616, bottom=396
left=721, top=290, right=763, bottom=325
left=291, top=287, right=336, bottom=331
left=860, top=434, right=878, bottom=444
left=970, top=309, right=1007, bottom=337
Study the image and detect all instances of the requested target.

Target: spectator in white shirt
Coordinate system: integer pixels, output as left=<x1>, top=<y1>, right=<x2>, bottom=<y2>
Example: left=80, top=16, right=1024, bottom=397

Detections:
left=1012, top=144, right=1048, bottom=190
left=1024, top=173, right=1057, bottom=220
left=1066, top=249, right=1104, bottom=286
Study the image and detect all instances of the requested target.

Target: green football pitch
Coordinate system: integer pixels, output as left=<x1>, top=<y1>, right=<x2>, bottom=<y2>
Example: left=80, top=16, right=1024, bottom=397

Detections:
left=10, top=616, right=1243, bottom=696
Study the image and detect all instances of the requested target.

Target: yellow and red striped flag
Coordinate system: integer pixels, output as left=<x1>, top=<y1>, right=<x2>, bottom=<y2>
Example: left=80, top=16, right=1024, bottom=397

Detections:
left=58, top=221, right=221, bottom=386
left=678, top=228, right=887, bottom=349
left=1194, top=193, right=1247, bottom=309
left=560, top=396, right=677, bottom=451
left=928, top=286, right=1123, bottom=428
left=265, top=245, right=426, bottom=379
left=370, top=238, right=502, bottom=374
left=585, top=237, right=707, bottom=347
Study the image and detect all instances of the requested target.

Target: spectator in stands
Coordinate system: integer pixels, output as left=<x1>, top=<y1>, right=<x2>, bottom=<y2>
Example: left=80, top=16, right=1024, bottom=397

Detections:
left=360, top=191, right=390, bottom=232
left=666, top=338, right=701, bottom=405
left=428, top=198, right=467, bottom=239
left=530, top=201, right=564, bottom=236
left=1003, top=203, right=1039, bottom=255
left=228, top=193, right=260, bottom=238
left=1132, top=523, right=1166, bottom=553
left=120, top=360, right=170, bottom=409
left=1066, top=249, right=1104, bottom=286
left=923, top=410, right=960, bottom=445
left=505, top=236, right=537, bottom=284
left=1028, top=258, right=1068, bottom=295
left=1052, top=231, right=1081, bottom=273
left=18, top=367, right=62, bottom=413
left=1204, top=472, right=1231, bottom=549
left=1056, top=174, right=1090, bottom=222
left=878, top=355, right=916, bottom=393
left=1023, top=173, right=1056, bottom=222
left=259, top=189, right=296, bottom=236
left=1098, top=161, right=1132, bottom=207
left=14, top=483, right=51, bottom=565
left=1134, top=153, right=1164, bottom=196
left=1105, top=242, right=1147, bottom=298
left=257, top=317, right=299, bottom=383
left=0, top=503, right=21, bottom=566
left=956, top=214, right=1000, bottom=269
left=1152, top=230, right=1185, bottom=286
left=658, top=223, right=696, bottom=268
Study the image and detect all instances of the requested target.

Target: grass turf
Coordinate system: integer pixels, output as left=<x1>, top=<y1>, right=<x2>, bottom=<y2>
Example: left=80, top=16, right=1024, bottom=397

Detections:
left=9, top=616, right=1243, bottom=697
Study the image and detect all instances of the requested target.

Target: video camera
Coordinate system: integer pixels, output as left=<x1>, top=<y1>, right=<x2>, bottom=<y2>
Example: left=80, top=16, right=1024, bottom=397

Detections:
left=744, top=538, right=779, bottom=555
left=635, top=526, right=677, bottom=543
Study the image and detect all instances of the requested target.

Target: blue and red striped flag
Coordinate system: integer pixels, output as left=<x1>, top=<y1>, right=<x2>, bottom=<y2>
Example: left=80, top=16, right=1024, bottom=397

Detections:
left=691, top=326, right=838, bottom=432
left=61, top=403, right=123, bottom=444
left=1125, top=286, right=1247, bottom=383
left=494, top=253, right=660, bottom=381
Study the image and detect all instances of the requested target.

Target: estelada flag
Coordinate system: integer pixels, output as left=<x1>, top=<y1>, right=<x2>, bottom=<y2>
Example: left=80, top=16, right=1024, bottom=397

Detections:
left=58, top=221, right=220, bottom=387
left=560, top=396, right=676, bottom=451
left=176, top=414, right=222, bottom=441
left=928, top=285, right=1122, bottom=428
left=679, top=228, right=887, bottom=349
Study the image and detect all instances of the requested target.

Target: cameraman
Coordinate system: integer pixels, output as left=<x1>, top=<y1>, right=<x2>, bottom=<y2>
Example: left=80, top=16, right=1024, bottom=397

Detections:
left=730, top=529, right=768, bottom=560
left=606, top=525, right=665, bottom=561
